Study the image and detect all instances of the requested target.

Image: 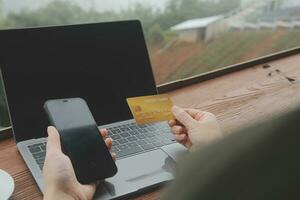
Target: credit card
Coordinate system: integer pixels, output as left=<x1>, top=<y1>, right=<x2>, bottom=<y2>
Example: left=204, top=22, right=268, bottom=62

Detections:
left=126, top=94, right=174, bottom=125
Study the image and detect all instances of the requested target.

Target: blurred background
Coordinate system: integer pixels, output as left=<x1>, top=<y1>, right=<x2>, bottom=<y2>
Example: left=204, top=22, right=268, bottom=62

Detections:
left=1, top=0, right=300, bottom=128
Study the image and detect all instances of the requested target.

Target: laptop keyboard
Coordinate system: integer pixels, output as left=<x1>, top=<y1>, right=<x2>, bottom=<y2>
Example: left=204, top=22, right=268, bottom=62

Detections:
left=27, top=122, right=176, bottom=170
left=107, top=122, right=176, bottom=158
left=28, top=142, right=47, bottom=170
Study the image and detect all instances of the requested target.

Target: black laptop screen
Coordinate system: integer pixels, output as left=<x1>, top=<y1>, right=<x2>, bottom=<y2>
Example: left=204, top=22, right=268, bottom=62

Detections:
left=0, top=20, right=157, bottom=142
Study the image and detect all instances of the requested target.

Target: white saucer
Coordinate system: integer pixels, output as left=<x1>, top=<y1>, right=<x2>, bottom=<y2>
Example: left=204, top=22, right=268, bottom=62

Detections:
left=0, top=169, right=14, bottom=200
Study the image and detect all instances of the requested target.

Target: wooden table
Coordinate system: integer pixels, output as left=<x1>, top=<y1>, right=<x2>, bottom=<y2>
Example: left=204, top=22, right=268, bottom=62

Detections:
left=1, top=53, right=300, bottom=199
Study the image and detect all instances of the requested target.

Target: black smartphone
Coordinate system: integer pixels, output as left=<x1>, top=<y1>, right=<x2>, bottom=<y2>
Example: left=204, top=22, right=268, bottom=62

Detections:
left=44, top=98, right=117, bottom=184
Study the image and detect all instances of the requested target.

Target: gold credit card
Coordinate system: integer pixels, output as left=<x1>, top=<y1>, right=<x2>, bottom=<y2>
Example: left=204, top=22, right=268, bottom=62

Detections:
left=127, top=94, right=174, bottom=125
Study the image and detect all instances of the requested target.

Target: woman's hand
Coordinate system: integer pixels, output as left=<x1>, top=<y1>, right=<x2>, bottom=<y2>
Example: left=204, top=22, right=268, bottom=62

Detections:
left=43, top=126, right=115, bottom=200
left=169, top=106, right=223, bottom=150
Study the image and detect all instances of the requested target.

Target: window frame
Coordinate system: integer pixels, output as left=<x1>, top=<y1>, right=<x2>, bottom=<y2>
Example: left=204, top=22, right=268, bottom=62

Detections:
left=157, top=46, right=300, bottom=93
left=0, top=127, right=12, bottom=140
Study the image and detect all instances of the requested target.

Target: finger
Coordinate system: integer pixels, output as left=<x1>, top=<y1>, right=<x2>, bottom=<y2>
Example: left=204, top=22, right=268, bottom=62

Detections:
left=105, top=138, right=113, bottom=150
left=169, top=119, right=184, bottom=127
left=172, top=106, right=196, bottom=129
left=174, top=134, right=187, bottom=142
left=100, top=128, right=108, bottom=138
left=168, top=120, right=176, bottom=127
left=171, top=125, right=185, bottom=135
left=175, top=119, right=184, bottom=126
left=185, top=109, right=205, bottom=121
left=46, top=126, right=62, bottom=153
left=111, top=152, right=117, bottom=161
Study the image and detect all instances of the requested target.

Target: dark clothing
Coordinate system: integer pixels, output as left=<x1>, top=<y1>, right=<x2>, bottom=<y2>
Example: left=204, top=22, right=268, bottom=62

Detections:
left=162, top=108, right=300, bottom=200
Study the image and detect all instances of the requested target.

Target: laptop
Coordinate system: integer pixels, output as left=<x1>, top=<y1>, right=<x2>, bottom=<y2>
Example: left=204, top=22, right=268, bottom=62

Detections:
left=0, top=20, right=186, bottom=199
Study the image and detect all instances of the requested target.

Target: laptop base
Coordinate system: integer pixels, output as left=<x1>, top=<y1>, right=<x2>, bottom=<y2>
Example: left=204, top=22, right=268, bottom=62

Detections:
left=17, top=128, right=187, bottom=200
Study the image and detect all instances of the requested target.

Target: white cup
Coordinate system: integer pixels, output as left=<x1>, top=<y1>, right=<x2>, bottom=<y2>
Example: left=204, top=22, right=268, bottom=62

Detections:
left=0, top=169, right=15, bottom=200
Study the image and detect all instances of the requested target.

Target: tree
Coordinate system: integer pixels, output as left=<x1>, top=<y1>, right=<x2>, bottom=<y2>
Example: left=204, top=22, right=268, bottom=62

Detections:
left=5, top=0, right=241, bottom=32
left=215, top=0, right=241, bottom=14
left=118, top=2, right=159, bottom=33
left=5, top=0, right=118, bottom=28
left=148, top=23, right=165, bottom=44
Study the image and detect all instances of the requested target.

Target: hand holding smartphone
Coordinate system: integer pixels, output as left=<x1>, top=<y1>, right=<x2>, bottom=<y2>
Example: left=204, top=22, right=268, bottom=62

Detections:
left=44, top=98, right=117, bottom=184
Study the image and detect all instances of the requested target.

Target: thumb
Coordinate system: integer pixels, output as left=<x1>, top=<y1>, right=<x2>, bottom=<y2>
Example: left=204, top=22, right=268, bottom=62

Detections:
left=172, top=106, right=196, bottom=129
left=46, top=126, right=62, bottom=153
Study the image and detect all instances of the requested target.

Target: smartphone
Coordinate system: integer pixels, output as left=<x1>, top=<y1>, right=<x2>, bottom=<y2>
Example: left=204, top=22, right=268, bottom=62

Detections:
left=44, top=98, right=117, bottom=184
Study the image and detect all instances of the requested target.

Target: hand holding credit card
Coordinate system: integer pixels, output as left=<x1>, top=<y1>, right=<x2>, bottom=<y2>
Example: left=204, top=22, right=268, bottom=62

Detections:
left=127, top=94, right=175, bottom=125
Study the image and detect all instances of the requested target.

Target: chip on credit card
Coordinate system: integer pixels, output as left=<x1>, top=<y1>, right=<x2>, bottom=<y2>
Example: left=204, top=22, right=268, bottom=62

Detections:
left=126, top=94, right=174, bottom=125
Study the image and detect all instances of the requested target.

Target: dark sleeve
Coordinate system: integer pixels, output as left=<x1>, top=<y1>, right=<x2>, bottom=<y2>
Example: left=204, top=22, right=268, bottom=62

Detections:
left=162, top=108, right=300, bottom=200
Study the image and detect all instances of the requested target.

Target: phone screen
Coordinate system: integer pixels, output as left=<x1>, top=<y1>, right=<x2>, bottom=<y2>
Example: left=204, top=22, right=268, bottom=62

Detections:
left=44, top=98, right=117, bottom=183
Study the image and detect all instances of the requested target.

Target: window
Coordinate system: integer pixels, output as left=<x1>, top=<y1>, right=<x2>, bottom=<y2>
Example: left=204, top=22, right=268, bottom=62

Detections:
left=1, top=0, right=300, bottom=127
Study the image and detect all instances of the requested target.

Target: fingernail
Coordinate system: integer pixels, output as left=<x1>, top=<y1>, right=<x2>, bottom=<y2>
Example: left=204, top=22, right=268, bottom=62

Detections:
left=47, top=126, right=53, bottom=134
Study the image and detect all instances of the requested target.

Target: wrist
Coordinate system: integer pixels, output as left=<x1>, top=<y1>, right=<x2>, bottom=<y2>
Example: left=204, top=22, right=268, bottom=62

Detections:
left=44, top=190, right=76, bottom=200
left=43, top=183, right=93, bottom=200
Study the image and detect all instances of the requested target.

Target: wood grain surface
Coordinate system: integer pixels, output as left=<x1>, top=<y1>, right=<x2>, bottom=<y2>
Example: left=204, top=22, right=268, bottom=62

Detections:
left=1, top=53, right=300, bottom=200
left=169, top=53, right=300, bottom=134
